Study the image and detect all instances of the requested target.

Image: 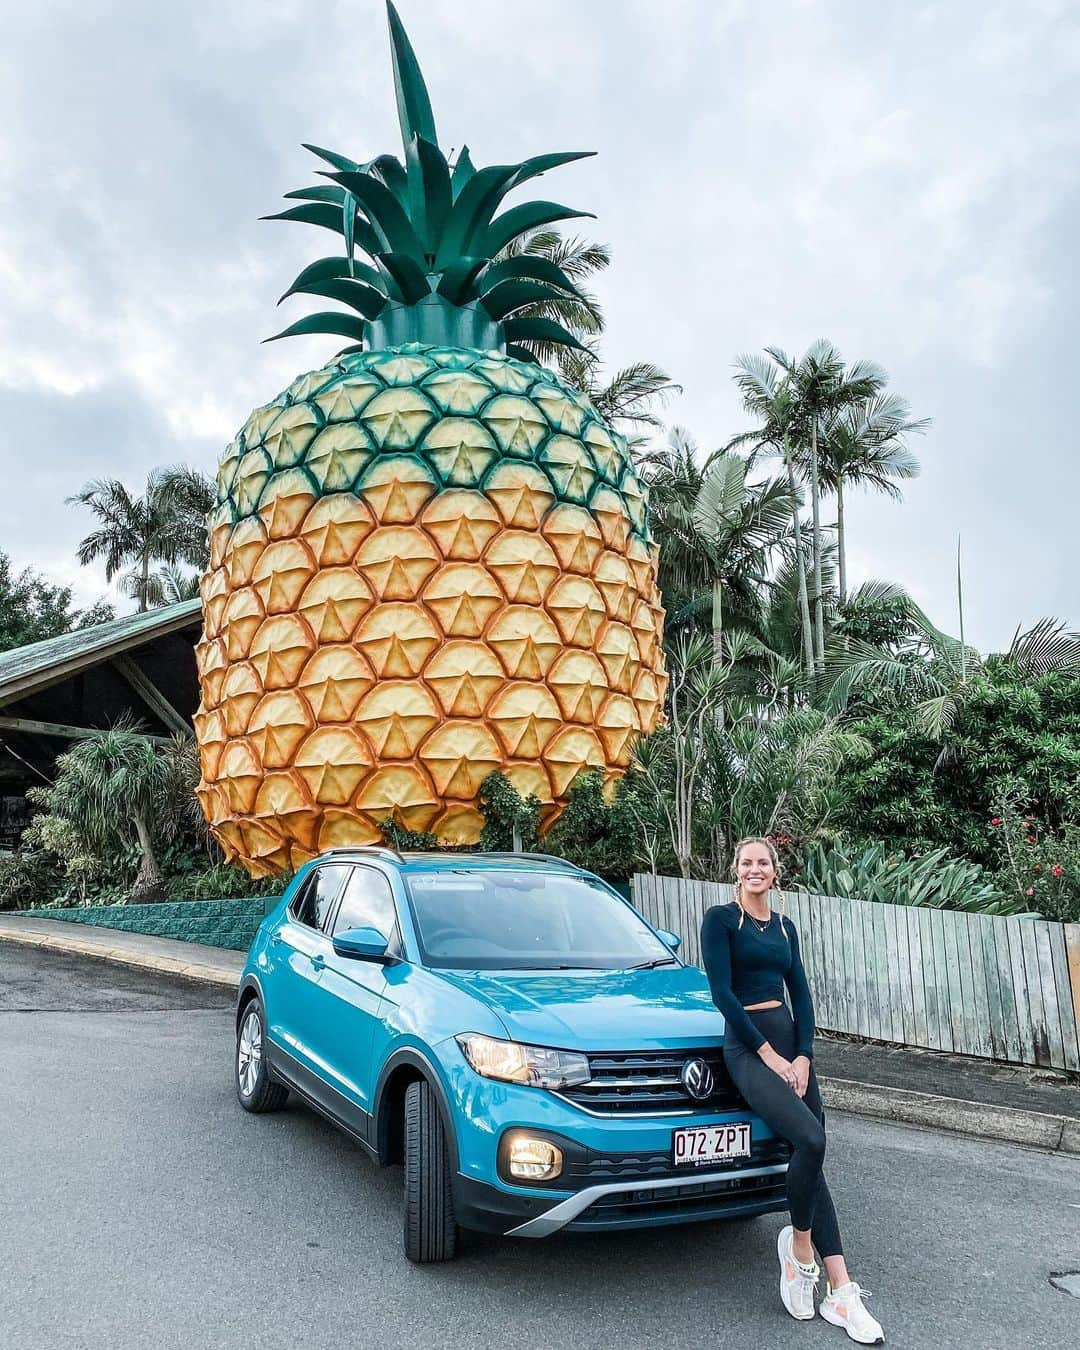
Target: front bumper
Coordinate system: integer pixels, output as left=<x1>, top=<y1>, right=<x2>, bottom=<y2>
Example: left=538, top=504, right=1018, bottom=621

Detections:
left=434, top=1038, right=790, bottom=1237
left=453, top=1152, right=789, bottom=1236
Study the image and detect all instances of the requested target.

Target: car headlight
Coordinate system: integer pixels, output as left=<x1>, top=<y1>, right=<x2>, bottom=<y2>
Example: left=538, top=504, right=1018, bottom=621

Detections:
left=456, top=1033, right=591, bottom=1090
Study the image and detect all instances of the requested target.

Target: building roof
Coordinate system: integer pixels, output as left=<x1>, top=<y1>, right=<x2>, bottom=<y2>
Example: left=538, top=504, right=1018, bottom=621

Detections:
left=0, top=599, right=202, bottom=708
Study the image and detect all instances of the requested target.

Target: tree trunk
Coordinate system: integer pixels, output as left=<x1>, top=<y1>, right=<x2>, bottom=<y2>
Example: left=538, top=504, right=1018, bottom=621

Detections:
left=836, top=477, right=846, bottom=605
left=711, top=579, right=724, bottom=668
left=810, top=415, right=825, bottom=664
left=138, top=553, right=149, bottom=614
left=784, top=440, right=816, bottom=676
left=130, top=811, right=165, bottom=903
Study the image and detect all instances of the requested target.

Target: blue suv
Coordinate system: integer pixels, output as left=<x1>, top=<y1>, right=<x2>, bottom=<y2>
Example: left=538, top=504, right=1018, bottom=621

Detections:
left=235, top=848, right=790, bottom=1262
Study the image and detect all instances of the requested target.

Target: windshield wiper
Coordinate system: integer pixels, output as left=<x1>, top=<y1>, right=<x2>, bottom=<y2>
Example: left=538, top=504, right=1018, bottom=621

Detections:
left=627, top=957, right=678, bottom=971
left=517, top=963, right=601, bottom=971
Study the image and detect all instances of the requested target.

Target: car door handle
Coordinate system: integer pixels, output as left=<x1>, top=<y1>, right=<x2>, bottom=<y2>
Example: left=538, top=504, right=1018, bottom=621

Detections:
left=310, top=953, right=326, bottom=971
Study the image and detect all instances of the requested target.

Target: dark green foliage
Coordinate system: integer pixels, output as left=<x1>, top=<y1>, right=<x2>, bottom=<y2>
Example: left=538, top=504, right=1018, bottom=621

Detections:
left=0, top=550, right=113, bottom=653
left=833, top=670, right=1080, bottom=915
left=379, top=818, right=441, bottom=851
left=0, top=849, right=62, bottom=911
left=544, top=770, right=656, bottom=882
left=477, top=772, right=541, bottom=853
left=833, top=593, right=918, bottom=649
left=985, top=798, right=1080, bottom=923
left=168, top=862, right=287, bottom=901
left=796, top=840, right=1023, bottom=915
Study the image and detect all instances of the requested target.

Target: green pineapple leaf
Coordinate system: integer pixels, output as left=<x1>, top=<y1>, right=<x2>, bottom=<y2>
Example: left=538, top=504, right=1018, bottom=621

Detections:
left=322, top=171, right=425, bottom=257
left=477, top=254, right=590, bottom=305
left=435, top=257, right=488, bottom=304
left=265, top=4, right=598, bottom=358
left=387, top=0, right=438, bottom=149
left=504, top=315, right=589, bottom=351
left=302, top=143, right=366, bottom=174
left=484, top=201, right=595, bottom=257
left=450, top=146, right=476, bottom=198
left=481, top=279, right=566, bottom=322
left=263, top=312, right=367, bottom=344
left=281, top=255, right=384, bottom=298
left=280, top=277, right=386, bottom=321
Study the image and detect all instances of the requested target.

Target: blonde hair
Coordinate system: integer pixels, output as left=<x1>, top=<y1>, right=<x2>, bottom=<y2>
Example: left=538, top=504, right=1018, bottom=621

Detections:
left=731, top=836, right=788, bottom=939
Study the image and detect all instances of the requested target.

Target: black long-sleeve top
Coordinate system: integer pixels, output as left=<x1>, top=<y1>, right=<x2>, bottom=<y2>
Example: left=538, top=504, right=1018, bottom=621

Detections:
left=700, top=903, right=816, bottom=1058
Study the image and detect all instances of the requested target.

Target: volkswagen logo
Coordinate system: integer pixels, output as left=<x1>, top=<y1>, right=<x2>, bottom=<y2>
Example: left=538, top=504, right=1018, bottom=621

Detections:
left=680, top=1057, right=715, bottom=1101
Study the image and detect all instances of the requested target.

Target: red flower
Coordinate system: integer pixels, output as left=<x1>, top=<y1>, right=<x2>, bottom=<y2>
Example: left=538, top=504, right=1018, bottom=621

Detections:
left=990, top=817, right=1001, bottom=826
left=1026, top=835, right=1036, bottom=845
left=1025, top=887, right=1034, bottom=897
left=1052, top=864, right=1064, bottom=878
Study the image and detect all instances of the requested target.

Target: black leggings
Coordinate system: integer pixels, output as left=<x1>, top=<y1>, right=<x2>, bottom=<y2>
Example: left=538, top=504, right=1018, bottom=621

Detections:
left=722, top=1004, right=843, bottom=1257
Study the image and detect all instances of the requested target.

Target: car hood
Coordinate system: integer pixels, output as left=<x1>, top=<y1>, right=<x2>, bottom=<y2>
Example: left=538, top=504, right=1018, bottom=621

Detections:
left=435, top=966, right=726, bottom=1050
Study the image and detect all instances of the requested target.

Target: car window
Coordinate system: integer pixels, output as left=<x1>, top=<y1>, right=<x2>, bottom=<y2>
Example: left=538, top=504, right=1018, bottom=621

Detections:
left=403, top=870, right=674, bottom=970
left=292, top=865, right=349, bottom=933
left=333, top=866, right=398, bottom=939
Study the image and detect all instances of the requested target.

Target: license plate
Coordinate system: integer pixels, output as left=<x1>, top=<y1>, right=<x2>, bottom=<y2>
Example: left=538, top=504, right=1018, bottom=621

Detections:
left=673, top=1122, right=752, bottom=1167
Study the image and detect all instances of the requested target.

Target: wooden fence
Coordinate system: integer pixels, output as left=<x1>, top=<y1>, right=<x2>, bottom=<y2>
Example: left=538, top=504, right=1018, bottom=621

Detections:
left=632, top=874, right=1080, bottom=1072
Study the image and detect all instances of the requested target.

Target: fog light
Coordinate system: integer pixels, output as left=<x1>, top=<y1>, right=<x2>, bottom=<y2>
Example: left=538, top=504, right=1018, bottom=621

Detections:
left=506, top=1134, right=563, bottom=1181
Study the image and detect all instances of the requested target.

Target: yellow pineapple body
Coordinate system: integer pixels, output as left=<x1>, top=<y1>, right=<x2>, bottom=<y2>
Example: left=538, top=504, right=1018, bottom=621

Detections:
left=196, top=344, right=667, bottom=875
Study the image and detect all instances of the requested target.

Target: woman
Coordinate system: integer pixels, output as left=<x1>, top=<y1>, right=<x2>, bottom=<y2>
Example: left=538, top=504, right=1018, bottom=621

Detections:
left=701, top=837, right=885, bottom=1345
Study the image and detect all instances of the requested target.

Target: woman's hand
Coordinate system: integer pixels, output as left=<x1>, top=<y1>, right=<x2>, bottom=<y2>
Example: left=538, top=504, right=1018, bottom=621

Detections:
left=757, top=1044, right=799, bottom=1090
left=791, top=1055, right=811, bottom=1099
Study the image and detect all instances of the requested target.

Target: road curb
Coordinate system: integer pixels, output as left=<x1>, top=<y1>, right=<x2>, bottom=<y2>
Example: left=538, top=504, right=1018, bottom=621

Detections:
left=0, top=928, right=240, bottom=990
left=821, top=1075, right=1080, bottom=1155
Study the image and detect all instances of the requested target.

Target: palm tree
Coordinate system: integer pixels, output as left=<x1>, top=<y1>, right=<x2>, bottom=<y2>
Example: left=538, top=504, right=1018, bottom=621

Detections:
left=766, top=343, right=884, bottom=665
left=68, top=465, right=216, bottom=611
left=39, top=719, right=178, bottom=901
left=153, top=564, right=203, bottom=606
left=729, top=355, right=816, bottom=675
left=501, top=228, right=680, bottom=427
left=690, top=454, right=796, bottom=664
left=819, top=392, right=928, bottom=603
left=637, top=428, right=794, bottom=667
left=555, top=348, right=681, bottom=428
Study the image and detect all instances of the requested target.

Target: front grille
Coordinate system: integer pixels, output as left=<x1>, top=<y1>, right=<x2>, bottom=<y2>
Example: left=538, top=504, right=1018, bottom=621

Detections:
left=563, top=1135, right=791, bottom=1185
left=560, top=1047, right=744, bottom=1115
left=570, top=1170, right=789, bottom=1229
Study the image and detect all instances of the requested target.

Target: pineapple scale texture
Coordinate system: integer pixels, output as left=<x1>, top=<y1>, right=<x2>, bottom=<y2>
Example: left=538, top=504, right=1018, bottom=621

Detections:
left=195, top=343, right=668, bottom=875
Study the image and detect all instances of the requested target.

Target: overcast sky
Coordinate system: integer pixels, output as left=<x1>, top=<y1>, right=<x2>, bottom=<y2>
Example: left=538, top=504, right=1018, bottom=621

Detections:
left=1, top=0, right=1077, bottom=649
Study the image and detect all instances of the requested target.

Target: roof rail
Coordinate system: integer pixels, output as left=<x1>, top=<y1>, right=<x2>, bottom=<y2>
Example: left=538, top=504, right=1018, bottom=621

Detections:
left=319, top=844, right=405, bottom=863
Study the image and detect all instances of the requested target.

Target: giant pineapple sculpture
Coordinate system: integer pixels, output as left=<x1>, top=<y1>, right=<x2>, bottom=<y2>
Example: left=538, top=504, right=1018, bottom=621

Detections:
left=194, top=3, right=667, bottom=874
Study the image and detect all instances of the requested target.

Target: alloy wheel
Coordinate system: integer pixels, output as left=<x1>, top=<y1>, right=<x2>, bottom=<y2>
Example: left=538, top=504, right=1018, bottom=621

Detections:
left=238, top=1007, right=262, bottom=1097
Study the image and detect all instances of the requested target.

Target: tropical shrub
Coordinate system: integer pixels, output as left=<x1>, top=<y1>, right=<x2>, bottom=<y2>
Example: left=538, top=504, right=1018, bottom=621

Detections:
left=797, top=841, right=1030, bottom=916
left=0, top=849, right=62, bottom=911
left=832, top=670, right=1080, bottom=869
left=478, top=772, right=542, bottom=854
left=986, top=794, right=1080, bottom=923
left=543, top=770, right=655, bottom=882
left=168, top=862, right=287, bottom=901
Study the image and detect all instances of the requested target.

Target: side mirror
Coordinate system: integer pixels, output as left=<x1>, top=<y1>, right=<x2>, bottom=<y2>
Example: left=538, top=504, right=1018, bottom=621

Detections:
left=657, top=928, right=682, bottom=952
left=332, top=926, right=390, bottom=962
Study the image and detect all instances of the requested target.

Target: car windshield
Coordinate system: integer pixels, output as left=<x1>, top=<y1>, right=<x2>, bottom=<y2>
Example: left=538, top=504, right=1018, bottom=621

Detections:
left=403, top=870, right=676, bottom=971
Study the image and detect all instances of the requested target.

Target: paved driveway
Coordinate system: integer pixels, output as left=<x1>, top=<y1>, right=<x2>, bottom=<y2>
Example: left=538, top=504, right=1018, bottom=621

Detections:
left=2, top=943, right=1078, bottom=1350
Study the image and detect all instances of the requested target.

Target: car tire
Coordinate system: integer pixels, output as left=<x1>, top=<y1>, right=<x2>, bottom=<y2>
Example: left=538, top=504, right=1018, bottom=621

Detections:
left=403, top=1078, right=457, bottom=1263
left=235, top=998, right=288, bottom=1114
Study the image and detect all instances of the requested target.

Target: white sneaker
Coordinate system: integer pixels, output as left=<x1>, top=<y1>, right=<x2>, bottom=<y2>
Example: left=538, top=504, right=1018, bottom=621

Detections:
left=777, top=1225, right=818, bottom=1320
left=819, top=1281, right=885, bottom=1344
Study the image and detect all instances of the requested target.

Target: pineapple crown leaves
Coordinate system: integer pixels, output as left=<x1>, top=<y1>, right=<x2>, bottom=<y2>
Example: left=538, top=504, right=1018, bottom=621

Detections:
left=263, top=2, right=597, bottom=360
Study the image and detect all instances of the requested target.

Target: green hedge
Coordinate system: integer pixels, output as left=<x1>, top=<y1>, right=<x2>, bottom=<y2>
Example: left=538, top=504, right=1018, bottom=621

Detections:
left=20, top=896, right=278, bottom=951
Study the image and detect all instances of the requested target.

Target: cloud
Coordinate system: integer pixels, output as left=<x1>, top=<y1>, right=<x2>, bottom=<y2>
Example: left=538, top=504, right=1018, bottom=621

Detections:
left=1, top=0, right=1077, bottom=644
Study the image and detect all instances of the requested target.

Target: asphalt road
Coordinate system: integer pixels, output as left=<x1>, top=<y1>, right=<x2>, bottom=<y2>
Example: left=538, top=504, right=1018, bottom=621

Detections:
left=1, top=944, right=1078, bottom=1350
